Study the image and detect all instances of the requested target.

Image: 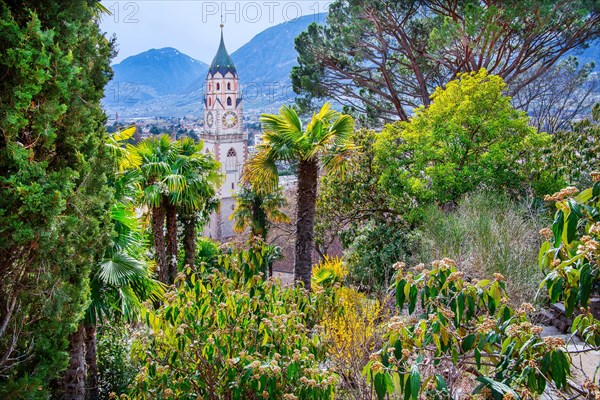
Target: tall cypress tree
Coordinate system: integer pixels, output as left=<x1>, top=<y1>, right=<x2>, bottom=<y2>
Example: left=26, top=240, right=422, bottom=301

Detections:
left=0, top=1, right=114, bottom=397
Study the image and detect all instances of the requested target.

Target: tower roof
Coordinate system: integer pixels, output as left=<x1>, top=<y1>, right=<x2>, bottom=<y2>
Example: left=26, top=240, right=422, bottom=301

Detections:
left=208, top=26, right=237, bottom=78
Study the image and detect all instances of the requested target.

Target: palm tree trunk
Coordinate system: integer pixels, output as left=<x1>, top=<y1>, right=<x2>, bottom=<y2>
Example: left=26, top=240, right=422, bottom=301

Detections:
left=183, top=214, right=196, bottom=268
left=62, top=323, right=86, bottom=400
left=165, top=199, right=178, bottom=284
left=294, top=159, right=319, bottom=291
left=152, top=205, right=168, bottom=284
left=252, top=197, right=268, bottom=241
left=84, top=324, right=99, bottom=400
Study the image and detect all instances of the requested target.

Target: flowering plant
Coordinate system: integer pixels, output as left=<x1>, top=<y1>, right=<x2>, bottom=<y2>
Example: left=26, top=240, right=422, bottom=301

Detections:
left=128, top=241, right=336, bottom=400
left=366, top=259, right=571, bottom=399
left=540, top=180, right=600, bottom=346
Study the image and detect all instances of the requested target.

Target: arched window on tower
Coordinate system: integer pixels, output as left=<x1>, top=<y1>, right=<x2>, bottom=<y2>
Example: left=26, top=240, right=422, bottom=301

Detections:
left=227, top=97, right=232, bottom=106
left=227, top=82, right=231, bottom=90
left=225, top=148, right=237, bottom=172
left=208, top=83, right=212, bottom=91
left=208, top=97, right=211, bottom=106
left=216, top=83, right=220, bottom=91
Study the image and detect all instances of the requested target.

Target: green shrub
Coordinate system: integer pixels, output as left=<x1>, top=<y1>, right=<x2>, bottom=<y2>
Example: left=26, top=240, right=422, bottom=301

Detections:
left=540, top=182, right=600, bottom=346
left=97, top=325, right=137, bottom=399
left=367, top=259, right=572, bottom=399
left=128, top=241, right=336, bottom=399
left=375, top=70, right=550, bottom=217
left=342, top=220, right=417, bottom=290
left=416, top=191, right=548, bottom=305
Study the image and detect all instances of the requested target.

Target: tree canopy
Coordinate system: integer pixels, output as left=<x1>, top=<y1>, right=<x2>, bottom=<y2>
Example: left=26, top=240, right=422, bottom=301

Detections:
left=292, top=0, right=600, bottom=121
left=375, top=69, right=550, bottom=218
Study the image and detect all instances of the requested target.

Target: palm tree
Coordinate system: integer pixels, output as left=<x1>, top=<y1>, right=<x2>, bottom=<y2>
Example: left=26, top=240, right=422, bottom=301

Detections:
left=136, top=135, right=177, bottom=283
left=169, top=138, right=222, bottom=269
left=244, top=103, right=355, bottom=290
left=83, top=199, right=161, bottom=400
left=231, top=184, right=290, bottom=241
left=137, top=136, right=222, bottom=282
left=231, top=184, right=290, bottom=278
left=62, top=128, right=162, bottom=400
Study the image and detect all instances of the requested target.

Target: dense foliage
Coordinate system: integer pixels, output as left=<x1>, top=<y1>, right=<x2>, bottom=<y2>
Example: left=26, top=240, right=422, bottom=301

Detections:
left=128, top=241, right=336, bottom=400
left=0, top=1, right=113, bottom=397
left=367, top=260, right=572, bottom=399
left=376, top=69, right=551, bottom=216
left=2, top=0, right=600, bottom=398
left=540, top=182, right=600, bottom=346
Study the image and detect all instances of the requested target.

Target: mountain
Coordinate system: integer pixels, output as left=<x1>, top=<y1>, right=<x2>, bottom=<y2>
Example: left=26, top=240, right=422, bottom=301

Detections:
left=103, top=13, right=596, bottom=119
left=111, top=47, right=208, bottom=96
left=103, top=14, right=326, bottom=118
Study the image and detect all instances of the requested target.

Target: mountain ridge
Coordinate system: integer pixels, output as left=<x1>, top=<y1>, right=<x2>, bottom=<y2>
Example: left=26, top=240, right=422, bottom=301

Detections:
left=103, top=13, right=327, bottom=118
left=103, top=13, right=598, bottom=119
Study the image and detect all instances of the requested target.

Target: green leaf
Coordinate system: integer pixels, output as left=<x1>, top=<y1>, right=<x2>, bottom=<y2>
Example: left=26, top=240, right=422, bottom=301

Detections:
left=580, top=263, right=592, bottom=307
left=592, top=182, right=600, bottom=198
left=552, top=210, right=564, bottom=247
left=550, top=278, right=563, bottom=303
left=408, top=285, right=418, bottom=314
left=385, top=372, right=395, bottom=393
left=435, top=374, right=447, bottom=392
left=551, top=351, right=567, bottom=389
left=566, top=211, right=578, bottom=244
left=475, top=376, right=520, bottom=399
left=410, top=365, right=421, bottom=400
left=374, top=371, right=387, bottom=400
left=396, top=280, right=407, bottom=311
left=462, top=334, right=476, bottom=352
left=573, top=188, right=596, bottom=203
left=538, top=241, right=550, bottom=269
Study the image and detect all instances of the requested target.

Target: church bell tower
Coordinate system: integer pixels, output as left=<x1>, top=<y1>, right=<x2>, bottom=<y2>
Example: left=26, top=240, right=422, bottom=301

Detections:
left=201, top=24, right=248, bottom=240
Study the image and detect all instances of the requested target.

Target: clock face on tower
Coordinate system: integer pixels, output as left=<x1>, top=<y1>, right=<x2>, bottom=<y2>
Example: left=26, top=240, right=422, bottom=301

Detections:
left=206, top=111, right=214, bottom=128
left=222, top=111, right=238, bottom=128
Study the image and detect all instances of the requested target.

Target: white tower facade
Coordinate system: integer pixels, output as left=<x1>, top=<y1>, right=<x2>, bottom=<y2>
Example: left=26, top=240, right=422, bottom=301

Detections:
left=201, top=26, right=248, bottom=240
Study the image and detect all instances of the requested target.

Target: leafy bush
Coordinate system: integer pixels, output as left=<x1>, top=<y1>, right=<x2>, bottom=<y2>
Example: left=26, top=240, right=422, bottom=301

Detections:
left=342, top=220, right=416, bottom=290
left=128, top=241, right=336, bottom=399
left=375, top=69, right=550, bottom=218
left=367, top=259, right=572, bottom=399
left=97, top=325, right=137, bottom=399
left=312, top=257, right=387, bottom=397
left=416, top=191, right=547, bottom=305
left=540, top=181, right=600, bottom=347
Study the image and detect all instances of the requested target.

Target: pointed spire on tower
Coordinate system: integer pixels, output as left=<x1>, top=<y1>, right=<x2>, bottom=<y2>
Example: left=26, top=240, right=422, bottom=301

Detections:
left=208, top=22, right=237, bottom=78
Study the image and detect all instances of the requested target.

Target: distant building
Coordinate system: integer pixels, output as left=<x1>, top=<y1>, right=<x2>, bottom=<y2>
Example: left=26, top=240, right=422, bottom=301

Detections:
left=201, top=25, right=248, bottom=240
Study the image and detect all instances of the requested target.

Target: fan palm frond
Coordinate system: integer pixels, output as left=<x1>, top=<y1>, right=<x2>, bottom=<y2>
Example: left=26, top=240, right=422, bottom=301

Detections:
left=97, top=252, right=148, bottom=287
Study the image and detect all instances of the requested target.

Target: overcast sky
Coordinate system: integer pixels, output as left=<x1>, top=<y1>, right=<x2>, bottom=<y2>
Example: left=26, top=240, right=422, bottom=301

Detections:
left=100, top=1, right=331, bottom=64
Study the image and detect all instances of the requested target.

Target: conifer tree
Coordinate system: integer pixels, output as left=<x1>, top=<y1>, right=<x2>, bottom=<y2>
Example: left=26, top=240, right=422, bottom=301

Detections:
left=0, top=1, right=114, bottom=397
